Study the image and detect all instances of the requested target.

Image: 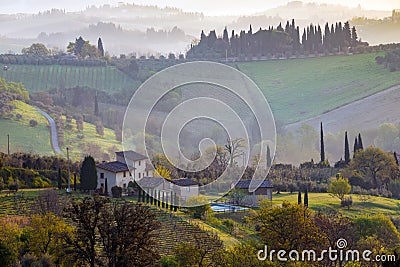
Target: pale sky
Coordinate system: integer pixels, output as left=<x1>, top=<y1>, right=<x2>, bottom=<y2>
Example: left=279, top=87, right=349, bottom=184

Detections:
left=0, top=0, right=398, bottom=15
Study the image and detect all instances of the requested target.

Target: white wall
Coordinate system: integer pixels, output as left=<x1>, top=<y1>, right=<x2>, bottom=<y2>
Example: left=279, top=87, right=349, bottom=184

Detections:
left=97, top=168, right=135, bottom=194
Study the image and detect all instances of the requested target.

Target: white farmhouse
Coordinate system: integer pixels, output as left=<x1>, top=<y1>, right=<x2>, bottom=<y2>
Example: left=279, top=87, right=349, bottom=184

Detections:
left=96, top=150, right=154, bottom=194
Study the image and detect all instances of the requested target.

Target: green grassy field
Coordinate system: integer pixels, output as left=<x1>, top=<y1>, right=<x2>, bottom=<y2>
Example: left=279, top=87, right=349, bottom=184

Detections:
left=62, top=115, right=122, bottom=160
left=237, top=52, right=400, bottom=125
left=0, top=101, right=53, bottom=155
left=0, top=100, right=121, bottom=159
left=0, top=64, right=138, bottom=92
left=271, top=192, right=400, bottom=218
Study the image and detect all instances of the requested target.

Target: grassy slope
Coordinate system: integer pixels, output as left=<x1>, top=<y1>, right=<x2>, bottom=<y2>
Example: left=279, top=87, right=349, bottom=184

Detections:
left=271, top=192, right=400, bottom=218
left=0, top=101, right=53, bottom=155
left=63, top=116, right=121, bottom=160
left=237, top=52, right=400, bottom=125
left=0, top=100, right=121, bottom=159
left=0, top=64, right=138, bottom=92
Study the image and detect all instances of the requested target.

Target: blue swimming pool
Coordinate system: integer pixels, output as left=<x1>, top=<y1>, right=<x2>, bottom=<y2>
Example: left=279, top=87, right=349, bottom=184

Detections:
left=210, top=203, right=248, bottom=212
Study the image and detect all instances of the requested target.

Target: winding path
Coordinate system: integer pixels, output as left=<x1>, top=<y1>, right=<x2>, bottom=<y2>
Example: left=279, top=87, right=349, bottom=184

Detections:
left=36, top=107, right=64, bottom=155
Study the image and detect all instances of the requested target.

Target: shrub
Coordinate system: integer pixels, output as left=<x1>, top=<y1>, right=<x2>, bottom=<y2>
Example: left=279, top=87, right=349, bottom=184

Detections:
left=111, top=186, right=122, bottom=198
left=8, top=183, right=19, bottom=192
left=341, top=196, right=353, bottom=209
left=29, top=119, right=38, bottom=127
left=222, top=219, right=235, bottom=234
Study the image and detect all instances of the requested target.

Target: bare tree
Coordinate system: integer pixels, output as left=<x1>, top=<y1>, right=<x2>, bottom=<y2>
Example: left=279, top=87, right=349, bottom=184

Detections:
left=224, top=138, right=245, bottom=167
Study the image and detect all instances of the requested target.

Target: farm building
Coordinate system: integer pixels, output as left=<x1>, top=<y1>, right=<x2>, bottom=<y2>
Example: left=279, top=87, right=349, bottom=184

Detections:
left=96, top=150, right=154, bottom=194
left=234, top=180, right=273, bottom=206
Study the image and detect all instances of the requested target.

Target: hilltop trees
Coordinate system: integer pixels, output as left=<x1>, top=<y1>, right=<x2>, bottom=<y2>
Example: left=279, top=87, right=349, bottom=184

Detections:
left=22, top=43, right=50, bottom=56
left=67, top=37, right=99, bottom=59
left=187, top=19, right=360, bottom=59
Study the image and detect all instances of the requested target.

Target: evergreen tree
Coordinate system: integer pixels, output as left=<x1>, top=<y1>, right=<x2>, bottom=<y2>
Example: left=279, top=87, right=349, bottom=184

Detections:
left=358, top=133, right=364, bottom=151
left=353, top=138, right=358, bottom=158
left=223, top=27, right=229, bottom=43
left=277, top=22, right=283, bottom=31
left=304, top=189, right=309, bottom=207
left=344, top=131, right=350, bottom=164
left=298, top=191, right=302, bottom=205
left=138, top=188, right=142, bottom=202
left=74, top=36, right=85, bottom=56
left=57, top=167, right=62, bottom=190
left=174, top=193, right=178, bottom=212
left=73, top=173, right=77, bottom=191
left=394, top=152, right=399, bottom=166
left=323, top=22, right=330, bottom=50
left=266, top=145, right=272, bottom=168
left=351, top=26, right=358, bottom=47
left=343, top=21, right=352, bottom=46
left=320, top=122, right=325, bottom=163
left=80, top=156, right=97, bottom=191
left=104, top=178, right=108, bottom=196
left=200, top=30, right=206, bottom=43
left=302, top=29, right=307, bottom=49
left=94, top=91, right=99, bottom=116
left=97, top=37, right=104, bottom=57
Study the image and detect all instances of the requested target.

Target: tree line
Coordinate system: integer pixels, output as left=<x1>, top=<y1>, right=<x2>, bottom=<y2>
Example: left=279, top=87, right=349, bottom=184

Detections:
left=187, top=19, right=361, bottom=59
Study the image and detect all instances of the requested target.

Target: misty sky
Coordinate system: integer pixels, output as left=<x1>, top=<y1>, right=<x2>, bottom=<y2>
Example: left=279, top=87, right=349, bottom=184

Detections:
left=1, top=0, right=398, bottom=15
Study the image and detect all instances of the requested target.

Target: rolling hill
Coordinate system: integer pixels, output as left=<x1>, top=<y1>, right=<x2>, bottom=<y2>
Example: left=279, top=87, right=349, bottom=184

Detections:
left=236, top=52, right=400, bottom=127
left=0, top=100, right=121, bottom=160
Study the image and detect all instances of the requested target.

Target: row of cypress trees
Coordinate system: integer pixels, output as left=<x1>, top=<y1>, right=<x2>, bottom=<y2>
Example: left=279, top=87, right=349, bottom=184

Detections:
left=138, top=187, right=179, bottom=212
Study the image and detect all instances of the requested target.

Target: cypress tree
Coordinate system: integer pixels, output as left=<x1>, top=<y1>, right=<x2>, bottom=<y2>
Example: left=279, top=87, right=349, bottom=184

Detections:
left=304, top=189, right=309, bottom=207
left=266, top=145, right=272, bottom=168
left=138, top=188, right=142, bottom=202
left=320, top=122, right=325, bottom=163
left=170, top=195, right=174, bottom=211
left=57, top=167, right=62, bottom=190
left=298, top=191, right=302, bottom=205
left=344, top=131, right=350, bottom=164
left=73, top=173, right=77, bottom=191
left=80, top=155, right=97, bottom=191
left=223, top=27, right=229, bottom=43
left=358, top=133, right=364, bottom=150
left=97, top=37, right=104, bottom=57
left=94, top=92, right=99, bottom=117
left=353, top=138, right=358, bottom=158
left=104, top=178, right=108, bottom=196
left=394, top=152, right=399, bottom=166
left=351, top=26, right=358, bottom=47
left=174, top=193, right=178, bottom=212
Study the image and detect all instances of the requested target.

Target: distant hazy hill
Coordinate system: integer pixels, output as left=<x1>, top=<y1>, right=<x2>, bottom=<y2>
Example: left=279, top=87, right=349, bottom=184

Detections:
left=0, top=2, right=396, bottom=55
